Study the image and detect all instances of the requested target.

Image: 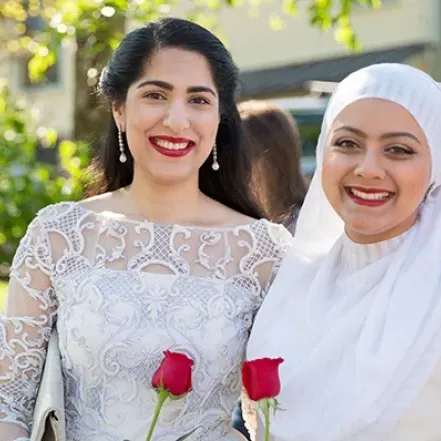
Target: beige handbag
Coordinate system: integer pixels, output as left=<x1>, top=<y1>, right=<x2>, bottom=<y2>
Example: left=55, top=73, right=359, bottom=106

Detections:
left=30, top=329, right=66, bottom=441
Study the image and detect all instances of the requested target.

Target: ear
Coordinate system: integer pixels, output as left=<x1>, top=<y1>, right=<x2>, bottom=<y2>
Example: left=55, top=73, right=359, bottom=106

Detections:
left=112, top=101, right=126, bottom=131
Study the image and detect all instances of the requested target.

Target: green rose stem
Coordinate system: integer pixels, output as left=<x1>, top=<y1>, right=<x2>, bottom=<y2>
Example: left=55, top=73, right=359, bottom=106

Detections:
left=259, top=399, right=271, bottom=441
left=145, top=388, right=169, bottom=441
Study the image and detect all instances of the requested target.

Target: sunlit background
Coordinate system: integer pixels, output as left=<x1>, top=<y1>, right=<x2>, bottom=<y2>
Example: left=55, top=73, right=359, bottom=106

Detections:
left=1, top=0, right=440, bottom=305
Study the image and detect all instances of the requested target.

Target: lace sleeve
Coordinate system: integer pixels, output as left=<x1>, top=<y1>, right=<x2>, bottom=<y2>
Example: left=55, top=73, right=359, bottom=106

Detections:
left=0, top=215, right=57, bottom=440
left=264, top=223, right=293, bottom=291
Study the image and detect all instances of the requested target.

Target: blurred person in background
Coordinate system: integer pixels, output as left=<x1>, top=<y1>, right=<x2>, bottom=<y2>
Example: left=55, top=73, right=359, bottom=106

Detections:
left=239, top=100, right=308, bottom=234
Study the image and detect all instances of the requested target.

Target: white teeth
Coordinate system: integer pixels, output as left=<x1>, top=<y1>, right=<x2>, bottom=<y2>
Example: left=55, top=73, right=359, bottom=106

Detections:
left=155, top=139, right=190, bottom=150
left=349, top=188, right=392, bottom=201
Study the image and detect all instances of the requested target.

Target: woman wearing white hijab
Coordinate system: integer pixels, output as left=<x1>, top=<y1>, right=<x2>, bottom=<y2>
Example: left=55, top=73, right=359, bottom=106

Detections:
left=245, top=63, right=441, bottom=441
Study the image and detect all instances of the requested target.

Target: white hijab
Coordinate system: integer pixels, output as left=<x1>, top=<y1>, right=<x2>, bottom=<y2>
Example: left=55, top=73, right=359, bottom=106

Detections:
left=247, top=63, right=441, bottom=441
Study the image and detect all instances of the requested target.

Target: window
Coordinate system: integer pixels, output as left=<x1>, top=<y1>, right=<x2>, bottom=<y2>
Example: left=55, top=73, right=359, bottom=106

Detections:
left=290, top=110, right=323, bottom=177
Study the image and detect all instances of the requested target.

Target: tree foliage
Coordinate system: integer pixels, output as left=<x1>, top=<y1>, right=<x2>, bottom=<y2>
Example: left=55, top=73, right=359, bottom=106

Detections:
left=1, top=0, right=382, bottom=142
left=0, top=80, right=91, bottom=266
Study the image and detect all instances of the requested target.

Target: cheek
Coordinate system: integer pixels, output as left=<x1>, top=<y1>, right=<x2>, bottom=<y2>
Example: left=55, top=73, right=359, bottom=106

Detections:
left=192, top=110, right=220, bottom=135
left=322, top=152, right=352, bottom=196
left=125, top=99, right=165, bottom=129
left=396, top=163, right=431, bottom=209
left=324, top=150, right=356, bottom=170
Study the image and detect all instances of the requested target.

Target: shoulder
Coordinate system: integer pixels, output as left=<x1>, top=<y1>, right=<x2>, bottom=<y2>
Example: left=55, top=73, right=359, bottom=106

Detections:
left=204, top=200, right=294, bottom=253
left=34, top=200, right=88, bottom=226
left=77, top=191, right=119, bottom=213
left=30, top=199, right=106, bottom=244
left=34, top=191, right=120, bottom=225
left=251, top=219, right=293, bottom=254
left=13, top=201, right=86, bottom=269
left=200, top=197, right=257, bottom=227
left=27, top=200, right=103, bottom=264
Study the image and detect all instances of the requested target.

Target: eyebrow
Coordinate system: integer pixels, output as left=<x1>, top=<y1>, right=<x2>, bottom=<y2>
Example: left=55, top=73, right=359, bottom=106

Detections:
left=334, top=125, right=421, bottom=144
left=136, top=80, right=217, bottom=97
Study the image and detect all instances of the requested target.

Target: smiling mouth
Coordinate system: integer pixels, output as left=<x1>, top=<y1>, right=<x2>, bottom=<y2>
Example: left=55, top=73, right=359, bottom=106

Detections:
left=346, top=187, right=394, bottom=200
left=152, top=139, right=192, bottom=150
left=149, top=136, right=195, bottom=157
left=345, top=187, right=395, bottom=206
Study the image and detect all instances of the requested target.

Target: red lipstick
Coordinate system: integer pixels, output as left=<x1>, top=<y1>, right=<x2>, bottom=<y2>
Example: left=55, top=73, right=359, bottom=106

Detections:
left=149, top=136, right=195, bottom=158
left=345, top=186, right=395, bottom=208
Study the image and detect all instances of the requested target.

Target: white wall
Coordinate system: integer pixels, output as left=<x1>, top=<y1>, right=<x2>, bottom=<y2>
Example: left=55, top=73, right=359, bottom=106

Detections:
left=172, top=0, right=436, bottom=71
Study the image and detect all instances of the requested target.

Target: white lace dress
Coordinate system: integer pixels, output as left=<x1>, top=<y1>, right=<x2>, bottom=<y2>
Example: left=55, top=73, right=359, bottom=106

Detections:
left=0, top=202, right=291, bottom=441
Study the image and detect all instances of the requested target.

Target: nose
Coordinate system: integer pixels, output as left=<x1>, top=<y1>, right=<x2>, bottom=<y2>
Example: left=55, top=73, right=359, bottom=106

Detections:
left=354, top=150, right=386, bottom=180
left=163, top=101, right=190, bottom=132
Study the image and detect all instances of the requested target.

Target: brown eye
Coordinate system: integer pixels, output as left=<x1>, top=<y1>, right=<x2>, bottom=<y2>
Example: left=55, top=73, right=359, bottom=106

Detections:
left=334, top=139, right=358, bottom=149
left=143, top=92, right=165, bottom=100
left=386, top=146, right=415, bottom=155
left=190, top=96, right=210, bottom=105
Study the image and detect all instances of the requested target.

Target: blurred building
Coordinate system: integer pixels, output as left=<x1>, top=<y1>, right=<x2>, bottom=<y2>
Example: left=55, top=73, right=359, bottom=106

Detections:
left=1, top=0, right=439, bottom=141
left=218, top=0, right=439, bottom=100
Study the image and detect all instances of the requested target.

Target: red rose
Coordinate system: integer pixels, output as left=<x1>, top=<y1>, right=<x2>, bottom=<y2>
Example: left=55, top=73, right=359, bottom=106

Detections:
left=152, top=350, right=194, bottom=397
left=242, top=357, right=284, bottom=401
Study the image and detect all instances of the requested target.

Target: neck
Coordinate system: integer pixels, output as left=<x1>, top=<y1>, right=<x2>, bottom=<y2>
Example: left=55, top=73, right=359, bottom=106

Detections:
left=125, top=171, right=204, bottom=225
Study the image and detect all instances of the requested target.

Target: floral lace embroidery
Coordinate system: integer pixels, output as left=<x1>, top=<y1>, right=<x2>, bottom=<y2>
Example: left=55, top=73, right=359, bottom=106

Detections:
left=0, top=202, right=292, bottom=441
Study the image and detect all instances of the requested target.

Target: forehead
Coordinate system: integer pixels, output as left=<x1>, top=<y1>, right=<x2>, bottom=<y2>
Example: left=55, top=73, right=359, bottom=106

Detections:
left=330, top=98, right=426, bottom=140
left=136, top=47, right=215, bottom=88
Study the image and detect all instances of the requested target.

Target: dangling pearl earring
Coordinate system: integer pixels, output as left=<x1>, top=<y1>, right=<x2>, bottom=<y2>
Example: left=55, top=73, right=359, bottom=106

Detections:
left=118, top=127, right=127, bottom=163
left=212, top=144, right=219, bottom=171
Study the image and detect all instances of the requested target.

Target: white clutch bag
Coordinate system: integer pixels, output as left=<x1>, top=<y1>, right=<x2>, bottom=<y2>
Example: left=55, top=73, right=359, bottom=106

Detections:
left=30, top=329, right=66, bottom=441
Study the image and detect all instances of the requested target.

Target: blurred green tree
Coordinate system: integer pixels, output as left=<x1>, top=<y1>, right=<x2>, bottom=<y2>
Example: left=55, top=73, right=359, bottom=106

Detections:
left=0, top=0, right=382, bottom=144
left=0, top=80, right=91, bottom=266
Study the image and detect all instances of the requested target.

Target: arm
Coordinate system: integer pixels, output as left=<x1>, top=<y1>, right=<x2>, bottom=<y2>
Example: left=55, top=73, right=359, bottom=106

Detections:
left=0, top=216, right=57, bottom=440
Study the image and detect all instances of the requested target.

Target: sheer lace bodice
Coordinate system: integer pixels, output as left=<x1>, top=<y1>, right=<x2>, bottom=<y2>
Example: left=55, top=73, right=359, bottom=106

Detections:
left=0, top=201, right=292, bottom=441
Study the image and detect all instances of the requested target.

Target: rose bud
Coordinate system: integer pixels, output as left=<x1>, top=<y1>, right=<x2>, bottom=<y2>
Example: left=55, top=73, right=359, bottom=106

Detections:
left=152, top=350, right=194, bottom=397
left=242, top=357, right=284, bottom=401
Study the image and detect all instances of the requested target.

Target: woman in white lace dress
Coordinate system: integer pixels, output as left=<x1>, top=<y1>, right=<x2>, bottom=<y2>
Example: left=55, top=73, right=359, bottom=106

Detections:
left=246, top=63, right=441, bottom=441
left=0, top=18, right=291, bottom=441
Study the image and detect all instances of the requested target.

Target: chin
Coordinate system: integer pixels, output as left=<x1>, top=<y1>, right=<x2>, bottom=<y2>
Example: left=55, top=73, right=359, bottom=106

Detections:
left=345, top=222, right=398, bottom=243
left=344, top=215, right=388, bottom=236
left=149, top=169, right=196, bottom=184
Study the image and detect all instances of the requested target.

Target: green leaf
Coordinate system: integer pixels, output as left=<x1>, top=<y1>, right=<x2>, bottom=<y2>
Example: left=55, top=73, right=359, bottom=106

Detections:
left=224, top=0, right=243, bottom=6
left=334, top=22, right=361, bottom=51
left=282, top=0, right=298, bottom=16
left=44, top=128, right=58, bottom=147
left=269, top=13, right=285, bottom=31
left=59, top=140, right=77, bottom=158
left=367, top=0, right=382, bottom=7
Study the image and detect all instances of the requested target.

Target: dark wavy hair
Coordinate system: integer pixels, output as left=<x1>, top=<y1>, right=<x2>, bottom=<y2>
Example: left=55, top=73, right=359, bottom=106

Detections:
left=239, top=100, right=308, bottom=230
left=88, top=17, right=263, bottom=219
